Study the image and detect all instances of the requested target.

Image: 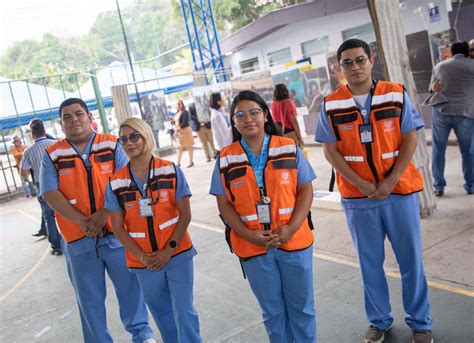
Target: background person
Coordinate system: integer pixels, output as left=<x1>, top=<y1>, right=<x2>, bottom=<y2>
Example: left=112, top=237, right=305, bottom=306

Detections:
left=209, top=92, right=232, bottom=151
left=174, top=100, right=194, bottom=167
left=20, top=120, right=61, bottom=255
left=189, top=102, right=216, bottom=162
left=429, top=41, right=474, bottom=196
left=106, top=117, right=202, bottom=343
left=210, top=90, right=317, bottom=343
left=271, top=84, right=304, bottom=147
left=10, top=135, right=36, bottom=198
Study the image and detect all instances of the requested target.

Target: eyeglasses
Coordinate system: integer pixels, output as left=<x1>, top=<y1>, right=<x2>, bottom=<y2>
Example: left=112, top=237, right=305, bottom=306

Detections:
left=233, top=108, right=263, bottom=122
left=118, top=132, right=142, bottom=145
left=340, top=56, right=369, bottom=70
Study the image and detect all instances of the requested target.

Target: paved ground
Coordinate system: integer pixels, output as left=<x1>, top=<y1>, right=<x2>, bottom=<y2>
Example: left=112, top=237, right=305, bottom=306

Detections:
left=0, top=143, right=473, bottom=342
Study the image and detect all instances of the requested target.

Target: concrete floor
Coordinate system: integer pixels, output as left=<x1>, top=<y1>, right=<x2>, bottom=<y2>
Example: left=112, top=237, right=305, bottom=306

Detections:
left=0, top=144, right=473, bottom=342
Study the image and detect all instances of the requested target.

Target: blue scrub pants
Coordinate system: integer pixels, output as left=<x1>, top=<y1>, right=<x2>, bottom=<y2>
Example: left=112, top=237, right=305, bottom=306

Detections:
left=242, top=246, right=316, bottom=343
left=64, top=243, right=153, bottom=343
left=131, top=252, right=201, bottom=343
left=343, top=194, right=432, bottom=331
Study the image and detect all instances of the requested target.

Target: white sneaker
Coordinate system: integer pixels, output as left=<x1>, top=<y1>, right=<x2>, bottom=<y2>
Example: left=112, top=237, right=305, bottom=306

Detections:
left=142, top=339, right=156, bottom=343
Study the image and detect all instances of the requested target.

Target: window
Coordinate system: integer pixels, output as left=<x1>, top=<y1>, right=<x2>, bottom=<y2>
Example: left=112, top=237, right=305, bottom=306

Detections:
left=342, top=23, right=376, bottom=43
left=239, top=57, right=260, bottom=74
left=268, top=48, right=292, bottom=67
left=301, top=36, right=329, bottom=58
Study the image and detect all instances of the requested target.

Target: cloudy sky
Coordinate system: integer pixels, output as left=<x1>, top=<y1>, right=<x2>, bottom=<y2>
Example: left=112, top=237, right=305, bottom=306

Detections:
left=0, top=0, right=132, bottom=54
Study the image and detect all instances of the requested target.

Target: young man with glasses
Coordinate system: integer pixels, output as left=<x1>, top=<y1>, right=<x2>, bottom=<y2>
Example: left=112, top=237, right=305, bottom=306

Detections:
left=40, top=98, right=155, bottom=343
left=316, top=39, right=433, bottom=343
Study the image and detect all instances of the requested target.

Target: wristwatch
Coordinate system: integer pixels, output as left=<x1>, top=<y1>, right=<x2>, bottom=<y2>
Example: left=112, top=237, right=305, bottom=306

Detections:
left=168, top=240, right=177, bottom=249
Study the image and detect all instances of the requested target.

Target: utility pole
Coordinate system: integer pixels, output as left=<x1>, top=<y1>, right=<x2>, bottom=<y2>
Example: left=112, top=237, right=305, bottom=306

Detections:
left=116, top=0, right=143, bottom=117
left=368, top=0, right=436, bottom=217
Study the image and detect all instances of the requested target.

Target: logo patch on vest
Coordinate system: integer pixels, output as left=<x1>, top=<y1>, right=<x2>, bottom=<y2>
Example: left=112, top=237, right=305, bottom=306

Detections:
left=101, top=163, right=112, bottom=174
left=383, top=120, right=395, bottom=132
left=233, top=181, right=244, bottom=188
left=124, top=203, right=133, bottom=209
left=281, top=171, right=290, bottom=185
left=341, top=124, right=354, bottom=131
left=159, top=190, right=169, bottom=202
left=59, top=170, right=71, bottom=175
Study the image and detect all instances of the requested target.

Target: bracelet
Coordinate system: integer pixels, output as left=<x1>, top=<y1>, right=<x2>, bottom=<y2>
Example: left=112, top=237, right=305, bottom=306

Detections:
left=139, top=253, right=145, bottom=262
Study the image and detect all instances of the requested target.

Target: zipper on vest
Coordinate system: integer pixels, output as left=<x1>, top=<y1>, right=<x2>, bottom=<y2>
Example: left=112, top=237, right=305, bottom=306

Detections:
left=364, top=81, right=379, bottom=184
left=129, top=160, right=159, bottom=252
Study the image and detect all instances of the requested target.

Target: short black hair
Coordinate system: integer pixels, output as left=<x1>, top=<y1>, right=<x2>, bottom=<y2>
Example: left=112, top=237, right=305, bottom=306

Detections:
left=209, top=92, right=222, bottom=110
left=229, top=90, right=281, bottom=142
left=450, top=41, right=469, bottom=57
left=58, top=98, right=88, bottom=118
left=337, top=38, right=371, bottom=61
left=31, top=121, right=46, bottom=138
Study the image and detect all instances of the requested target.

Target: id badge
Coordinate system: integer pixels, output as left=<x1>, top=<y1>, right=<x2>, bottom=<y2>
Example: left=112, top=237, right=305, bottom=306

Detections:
left=256, top=203, right=272, bottom=225
left=138, top=197, right=153, bottom=217
left=359, top=123, right=373, bottom=144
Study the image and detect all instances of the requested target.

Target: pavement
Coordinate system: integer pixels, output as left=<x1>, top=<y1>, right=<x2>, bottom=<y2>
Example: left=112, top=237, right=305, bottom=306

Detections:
left=0, top=140, right=473, bottom=342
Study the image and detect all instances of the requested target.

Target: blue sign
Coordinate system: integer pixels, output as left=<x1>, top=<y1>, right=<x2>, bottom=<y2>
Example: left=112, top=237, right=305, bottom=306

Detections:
left=429, top=5, right=441, bottom=23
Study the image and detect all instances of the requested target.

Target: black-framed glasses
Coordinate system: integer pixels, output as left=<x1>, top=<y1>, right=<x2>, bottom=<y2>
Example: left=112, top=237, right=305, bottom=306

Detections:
left=118, top=132, right=142, bottom=145
left=340, top=56, right=369, bottom=70
left=233, top=108, right=263, bottom=122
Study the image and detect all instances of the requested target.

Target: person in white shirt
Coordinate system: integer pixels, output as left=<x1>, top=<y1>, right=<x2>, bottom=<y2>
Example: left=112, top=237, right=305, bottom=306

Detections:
left=210, top=92, right=232, bottom=151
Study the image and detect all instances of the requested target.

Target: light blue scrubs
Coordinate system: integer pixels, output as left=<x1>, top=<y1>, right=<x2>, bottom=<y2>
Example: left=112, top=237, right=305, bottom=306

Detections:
left=315, top=90, right=432, bottom=331
left=105, top=164, right=202, bottom=343
left=40, top=134, right=153, bottom=343
left=210, top=140, right=317, bottom=343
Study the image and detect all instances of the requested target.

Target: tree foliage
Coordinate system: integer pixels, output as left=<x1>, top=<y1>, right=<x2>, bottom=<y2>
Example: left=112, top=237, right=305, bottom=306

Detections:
left=0, top=0, right=304, bottom=89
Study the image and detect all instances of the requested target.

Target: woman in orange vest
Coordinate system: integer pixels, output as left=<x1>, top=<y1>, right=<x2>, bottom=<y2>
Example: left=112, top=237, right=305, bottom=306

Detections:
left=210, top=90, right=317, bottom=342
left=105, top=117, right=201, bottom=343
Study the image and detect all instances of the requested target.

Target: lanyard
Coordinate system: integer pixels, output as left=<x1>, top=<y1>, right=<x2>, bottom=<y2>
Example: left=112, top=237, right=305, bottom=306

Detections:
left=240, top=134, right=270, bottom=189
left=129, top=157, right=155, bottom=196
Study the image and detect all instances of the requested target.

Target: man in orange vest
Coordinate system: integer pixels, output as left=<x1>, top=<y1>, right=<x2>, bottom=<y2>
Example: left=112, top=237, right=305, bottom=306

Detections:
left=316, top=39, right=433, bottom=343
left=40, top=98, right=155, bottom=343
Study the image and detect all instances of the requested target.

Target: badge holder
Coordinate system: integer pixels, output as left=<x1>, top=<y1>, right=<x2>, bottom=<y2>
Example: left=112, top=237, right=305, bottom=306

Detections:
left=256, top=190, right=272, bottom=236
left=138, top=196, right=153, bottom=217
left=359, top=123, right=373, bottom=144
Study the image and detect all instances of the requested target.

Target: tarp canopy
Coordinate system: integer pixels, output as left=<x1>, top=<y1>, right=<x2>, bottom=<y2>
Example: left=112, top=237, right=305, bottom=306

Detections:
left=0, top=64, right=194, bottom=130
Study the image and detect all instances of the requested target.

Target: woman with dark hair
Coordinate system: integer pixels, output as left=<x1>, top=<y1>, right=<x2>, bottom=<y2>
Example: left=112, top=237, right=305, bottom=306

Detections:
left=271, top=83, right=305, bottom=147
left=174, top=100, right=194, bottom=167
left=210, top=90, right=317, bottom=342
left=210, top=92, right=232, bottom=151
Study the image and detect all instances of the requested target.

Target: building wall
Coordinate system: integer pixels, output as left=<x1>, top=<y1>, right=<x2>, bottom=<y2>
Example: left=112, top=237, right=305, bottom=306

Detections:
left=224, top=1, right=451, bottom=77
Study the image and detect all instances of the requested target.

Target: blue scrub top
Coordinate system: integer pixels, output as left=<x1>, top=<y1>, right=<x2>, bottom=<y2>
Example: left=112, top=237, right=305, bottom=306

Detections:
left=209, top=143, right=316, bottom=196
left=314, top=90, right=424, bottom=209
left=39, top=133, right=129, bottom=256
left=104, top=163, right=192, bottom=213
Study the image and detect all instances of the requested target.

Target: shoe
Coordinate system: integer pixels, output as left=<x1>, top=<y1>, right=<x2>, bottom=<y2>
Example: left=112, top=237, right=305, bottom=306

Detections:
left=412, top=330, right=433, bottom=343
left=364, top=325, right=392, bottom=343
left=32, top=231, right=47, bottom=237
left=434, top=190, right=444, bottom=197
left=206, top=158, right=211, bottom=162
left=143, top=339, right=156, bottom=343
left=187, top=162, right=194, bottom=168
left=51, top=248, right=63, bottom=256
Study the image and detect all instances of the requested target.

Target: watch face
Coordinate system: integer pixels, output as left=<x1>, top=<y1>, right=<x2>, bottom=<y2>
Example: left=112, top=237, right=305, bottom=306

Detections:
left=169, top=240, right=177, bottom=248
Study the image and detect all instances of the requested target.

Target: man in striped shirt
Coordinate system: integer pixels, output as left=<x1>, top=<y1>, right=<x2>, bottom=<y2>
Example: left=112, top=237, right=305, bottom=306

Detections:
left=20, top=119, right=62, bottom=255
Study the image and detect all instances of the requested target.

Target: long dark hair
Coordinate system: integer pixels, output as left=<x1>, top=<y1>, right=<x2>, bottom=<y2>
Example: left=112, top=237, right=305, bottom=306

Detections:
left=209, top=92, right=222, bottom=110
left=229, top=90, right=281, bottom=142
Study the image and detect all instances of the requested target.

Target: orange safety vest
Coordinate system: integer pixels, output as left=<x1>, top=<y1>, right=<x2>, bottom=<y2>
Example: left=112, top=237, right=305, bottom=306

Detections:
left=109, top=157, right=193, bottom=269
left=324, top=80, right=423, bottom=199
left=219, top=135, right=314, bottom=259
left=46, top=134, right=117, bottom=243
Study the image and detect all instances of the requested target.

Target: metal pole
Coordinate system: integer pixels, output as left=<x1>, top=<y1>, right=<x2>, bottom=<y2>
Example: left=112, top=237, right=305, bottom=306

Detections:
left=42, top=77, right=58, bottom=137
left=116, top=0, right=144, bottom=117
left=206, top=0, right=227, bottom=82
left=90, top=69, right=109, bottom=134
